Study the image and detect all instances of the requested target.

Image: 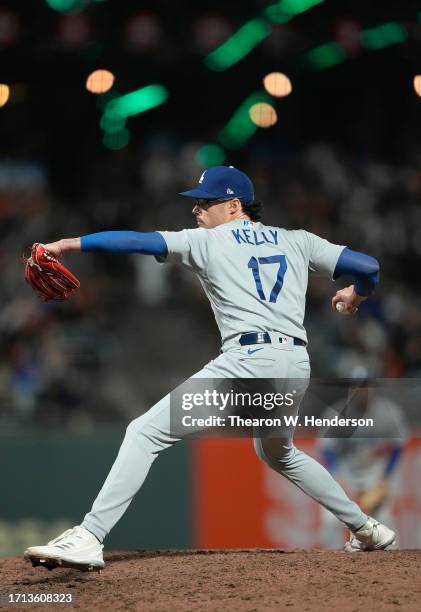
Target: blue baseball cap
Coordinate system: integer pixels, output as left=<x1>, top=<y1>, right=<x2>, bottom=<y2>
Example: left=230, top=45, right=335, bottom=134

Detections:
left=179, top=166, right=255, bottom=204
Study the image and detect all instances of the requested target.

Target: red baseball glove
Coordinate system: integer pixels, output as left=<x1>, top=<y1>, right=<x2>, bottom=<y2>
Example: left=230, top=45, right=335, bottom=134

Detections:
left=22, top=243, right=80, bottom=302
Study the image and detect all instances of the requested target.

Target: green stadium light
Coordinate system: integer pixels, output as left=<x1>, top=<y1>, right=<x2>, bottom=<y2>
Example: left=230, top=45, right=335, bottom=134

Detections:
left=205, top=1, right=326, bottom=71
left=361, top=22, right=407, bottom=51
left=102, top=129, right=130, bottom=150
left=104, top=84, right=168, bottom=120
left=303, top=42, right=346, bottom=69
left=264, top=5, right=293, bottom=24
left=100, top=113, right=126, bottom=134
left=100, top=85, right=167, bottom=149
left=219, top=91, right=273, bottom=149
left=280, top=0, right=325, bottom=14
left=205, top=19, right=271, bottom=71
left=45, top=0, right=86, bottom=11
left=265, top=0, right=325, bottom=22
left=196, top=144, right=226, bottom=168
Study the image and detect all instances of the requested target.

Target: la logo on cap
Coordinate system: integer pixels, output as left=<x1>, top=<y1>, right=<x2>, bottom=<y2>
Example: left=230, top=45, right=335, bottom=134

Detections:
left=198, top=171, right=206, bottom=184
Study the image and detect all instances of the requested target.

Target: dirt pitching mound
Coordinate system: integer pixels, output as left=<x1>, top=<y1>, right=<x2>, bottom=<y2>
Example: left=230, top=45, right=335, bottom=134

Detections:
left=1, top=549, right=420, bottom=611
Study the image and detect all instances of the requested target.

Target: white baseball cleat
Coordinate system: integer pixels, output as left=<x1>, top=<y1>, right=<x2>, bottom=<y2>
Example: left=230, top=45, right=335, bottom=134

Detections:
left=24, top=525, right=105, bottom=572
left=344, top=517, right=396, bottom=552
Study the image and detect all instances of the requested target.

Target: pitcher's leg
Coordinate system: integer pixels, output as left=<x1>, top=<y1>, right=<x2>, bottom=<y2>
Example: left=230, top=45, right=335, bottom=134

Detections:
left=254, top=437, right=367, bottom=531
left=24, top=360, right=229, bottom=569
left=82, top=393, right=178, bottom=542
left=81, top=353, right=240, bottom=542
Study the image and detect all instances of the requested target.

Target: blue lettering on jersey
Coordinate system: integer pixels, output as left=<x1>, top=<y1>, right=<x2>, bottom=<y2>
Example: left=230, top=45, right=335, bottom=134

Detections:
left=243, top=229, right=253, bottom=244
left=231, top=229, right=278, bottom=246
left=231, top=229, right=247, bottom=244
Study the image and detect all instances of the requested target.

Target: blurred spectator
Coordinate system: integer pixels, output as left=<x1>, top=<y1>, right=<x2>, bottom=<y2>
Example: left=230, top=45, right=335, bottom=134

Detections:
left=318, top=375, right=408, bottom=548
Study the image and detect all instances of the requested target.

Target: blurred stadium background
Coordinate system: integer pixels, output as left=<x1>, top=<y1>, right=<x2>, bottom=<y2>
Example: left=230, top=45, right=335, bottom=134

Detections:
left=1, top=0, right=421, bottom=556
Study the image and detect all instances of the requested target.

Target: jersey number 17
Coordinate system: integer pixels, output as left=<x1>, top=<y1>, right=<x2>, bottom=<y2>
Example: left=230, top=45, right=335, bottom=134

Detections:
left=248, top=255, right=287, bottom=303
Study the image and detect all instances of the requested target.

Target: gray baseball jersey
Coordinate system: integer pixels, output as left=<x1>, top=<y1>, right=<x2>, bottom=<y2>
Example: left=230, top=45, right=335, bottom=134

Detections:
left=159, top=219, right=345, bottom=343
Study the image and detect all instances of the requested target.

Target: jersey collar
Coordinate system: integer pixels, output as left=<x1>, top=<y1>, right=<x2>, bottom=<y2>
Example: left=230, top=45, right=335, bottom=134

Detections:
left=216, top=219, right=254, bottom=229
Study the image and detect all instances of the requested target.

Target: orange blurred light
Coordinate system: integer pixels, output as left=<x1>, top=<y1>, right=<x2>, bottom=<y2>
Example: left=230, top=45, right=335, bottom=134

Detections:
left=0, top=84, right=10, bottom=107
left=413, top=75, right=421, bottom=97
left=86, top=69, right=115, bottom=94
left=249, top=102, right=277, bottom=128
left=263, top=72, right=292, bottom=97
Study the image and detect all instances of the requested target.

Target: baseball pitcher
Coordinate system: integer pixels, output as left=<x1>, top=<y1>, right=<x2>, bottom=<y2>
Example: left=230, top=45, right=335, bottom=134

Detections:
left=24, top=166, right=395, bottom=571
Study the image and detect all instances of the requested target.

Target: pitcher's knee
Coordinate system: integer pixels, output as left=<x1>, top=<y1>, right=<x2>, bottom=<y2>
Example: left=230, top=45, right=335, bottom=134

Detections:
left=126, top=410, right=178, bottom=454
left=126, top=415, right=146, bottom=437
left=125, top=414, right=161, bottom=450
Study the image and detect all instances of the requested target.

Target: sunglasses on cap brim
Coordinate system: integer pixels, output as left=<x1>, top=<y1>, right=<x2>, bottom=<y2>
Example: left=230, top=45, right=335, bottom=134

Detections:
left=195, top=197, right=237, bottom=208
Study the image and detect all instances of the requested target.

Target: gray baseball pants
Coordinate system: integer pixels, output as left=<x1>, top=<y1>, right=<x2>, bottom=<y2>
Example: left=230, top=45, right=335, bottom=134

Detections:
left=81, top=339, right=367, bottom=542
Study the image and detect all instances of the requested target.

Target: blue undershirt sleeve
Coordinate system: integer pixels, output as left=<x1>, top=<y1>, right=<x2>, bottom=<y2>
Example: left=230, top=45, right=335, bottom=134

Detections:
left=333, top=247, right=380, bottom=297
left=80, top=231, right=168, bottom=257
